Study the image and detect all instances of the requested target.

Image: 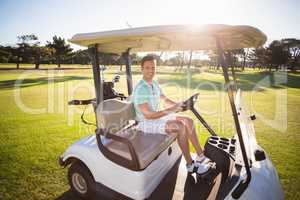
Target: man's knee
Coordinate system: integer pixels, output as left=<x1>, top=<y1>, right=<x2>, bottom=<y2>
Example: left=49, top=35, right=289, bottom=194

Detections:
left=179, top=116, right=194, bottom=127
left=166, top=120, right=186, bottom=135
left=185, top=117, right=194, bottom=126
left=173, top=121, right=188, bottom=139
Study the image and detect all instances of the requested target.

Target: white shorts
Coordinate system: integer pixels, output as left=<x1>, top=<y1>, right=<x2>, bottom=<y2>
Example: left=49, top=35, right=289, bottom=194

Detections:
left=136, top=114, right=177, bottom=134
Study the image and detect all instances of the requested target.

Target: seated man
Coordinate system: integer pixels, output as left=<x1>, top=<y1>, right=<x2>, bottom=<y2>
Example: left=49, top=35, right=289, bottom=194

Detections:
left=132, top=55, right=213, bottom=175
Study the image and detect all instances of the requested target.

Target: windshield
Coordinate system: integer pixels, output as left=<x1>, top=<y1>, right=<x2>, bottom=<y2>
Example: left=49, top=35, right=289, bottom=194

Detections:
left=234, top=89, right=258, bottom=166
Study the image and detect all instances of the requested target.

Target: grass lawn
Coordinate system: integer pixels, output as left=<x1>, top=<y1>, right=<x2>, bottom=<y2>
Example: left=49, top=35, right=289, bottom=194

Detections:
left=0, top=64, right=299, bottom=200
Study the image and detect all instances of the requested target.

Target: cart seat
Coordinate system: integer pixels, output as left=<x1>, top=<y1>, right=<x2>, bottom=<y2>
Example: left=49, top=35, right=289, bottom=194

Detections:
left=96, top=99, right=177, bottom=169
left=96, top=99, right=136, bottom=134
left=105, top=127, right=177, bottom=169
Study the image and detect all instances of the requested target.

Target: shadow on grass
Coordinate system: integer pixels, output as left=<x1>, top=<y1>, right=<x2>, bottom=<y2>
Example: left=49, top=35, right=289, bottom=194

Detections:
left=157, top=71, right=300, bottom=91
left=55, top=190, right=82, bottom=200
left=2, top=70, right=299, bottom=92
left=158, top=76, right=260, bottom=91
left=0, top=67, right=91, bottom=70
left=105, top=70, right=186, bottom=76
left=55, top=190, right=113, bottom=200
left=158, top=77, right=227, bottom=91
left=237, top=71, right=300, bottom=89
left=0, top=76, right=91, bottom=90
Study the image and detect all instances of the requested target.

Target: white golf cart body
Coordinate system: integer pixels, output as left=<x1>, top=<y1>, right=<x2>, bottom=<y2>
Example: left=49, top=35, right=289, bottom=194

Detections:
left=60, top=24, right=284, bottom=200
left=228, top=90, right=283, bottom=200
left=61, top=135, right=181, bottom=199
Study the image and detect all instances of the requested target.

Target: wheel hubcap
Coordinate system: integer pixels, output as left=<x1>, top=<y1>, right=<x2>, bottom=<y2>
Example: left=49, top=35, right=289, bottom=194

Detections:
left=72, top=173, right=87, bottom=194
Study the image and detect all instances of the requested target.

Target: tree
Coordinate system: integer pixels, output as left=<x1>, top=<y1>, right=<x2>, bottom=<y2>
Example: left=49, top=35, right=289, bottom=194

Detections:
left=207, top=51, right=219, bottom=70
left=225, top=50, right=239, bottom=68
left=0, top=45, right=10, bottom=63
left=168, top=54, right=181, bottom=69
left=130, top=53, right=141, bottom=65
left=249, top=47, right=270, bottom=70
left=47, top=36, right=73, bottom=68
left=268, top=40, right=289, bottom=71
left=242, top=48, right=250, bottom=70
left=31, top=46, right=52, bottom=69
left=72, top=49, right=90, bottom=65
left=228, top=48, right=250, bottom=70
left=281, top=38, right=300, bottom=70
left=14, top=34, right=39, bottom=68
left=157, top=51, right=164, bottom=66
left=172, top=52, right=186, bottom=71
left=14, top=34, right=54, bottom=69
left=187, top=50, right=193, bottom=72
left=98, top=52, right=119, bottom=65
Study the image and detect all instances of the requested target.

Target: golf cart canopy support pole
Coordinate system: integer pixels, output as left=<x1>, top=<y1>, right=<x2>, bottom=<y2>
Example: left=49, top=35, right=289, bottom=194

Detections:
left=227, top=52, right=238, bottom=91
left=216, top=37, right=251, bottom=199
left=230, top=65, right=238, bottom=91
left=89, top=44, right=103, bottom=106
left=123, top=49, right=133, bottom=96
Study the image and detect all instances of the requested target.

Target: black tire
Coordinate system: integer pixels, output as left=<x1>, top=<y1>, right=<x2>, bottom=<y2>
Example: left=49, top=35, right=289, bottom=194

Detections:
left=68, top=161, right=96, bottom=200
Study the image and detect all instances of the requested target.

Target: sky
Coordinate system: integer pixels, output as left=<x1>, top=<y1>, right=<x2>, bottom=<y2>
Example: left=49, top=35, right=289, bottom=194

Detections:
left=1, top=0, right=299, bottom=50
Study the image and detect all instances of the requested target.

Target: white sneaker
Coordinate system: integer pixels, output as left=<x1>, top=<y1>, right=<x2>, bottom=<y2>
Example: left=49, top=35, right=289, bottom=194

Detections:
left=195, top=154, right=211, bottom=165
left=186, top=160, right=212, bottom=175
left=186, top=162, right=195, bottom=173
left=196, top=161, right=212, bottom=175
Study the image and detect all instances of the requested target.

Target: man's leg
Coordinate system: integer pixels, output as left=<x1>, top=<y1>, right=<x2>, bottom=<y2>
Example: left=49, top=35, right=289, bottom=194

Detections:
left=165, top=120, right=193, bottom=165
left=165, top=119, right=213, bottom=175
left=176, top=116, right=203, bottom=157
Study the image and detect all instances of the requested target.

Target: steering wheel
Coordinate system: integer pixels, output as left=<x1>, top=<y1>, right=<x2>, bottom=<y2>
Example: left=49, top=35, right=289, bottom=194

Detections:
left=181, top=93, right=199, bottom=111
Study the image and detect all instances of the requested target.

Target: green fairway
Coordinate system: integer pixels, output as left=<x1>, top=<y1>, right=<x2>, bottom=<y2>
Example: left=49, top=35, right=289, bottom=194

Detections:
left=0, top=64, right=299, bottom=200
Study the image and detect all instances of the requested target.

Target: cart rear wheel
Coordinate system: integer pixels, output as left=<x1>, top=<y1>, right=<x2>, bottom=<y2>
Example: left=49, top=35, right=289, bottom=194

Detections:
left=68, top=162, right=96, bottom=200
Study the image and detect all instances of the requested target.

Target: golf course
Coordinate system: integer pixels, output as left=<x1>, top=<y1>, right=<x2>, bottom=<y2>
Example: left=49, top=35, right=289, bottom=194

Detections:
left=1, top=0, right=300, bottom=199
left=0, top=64, right=299, bottom=200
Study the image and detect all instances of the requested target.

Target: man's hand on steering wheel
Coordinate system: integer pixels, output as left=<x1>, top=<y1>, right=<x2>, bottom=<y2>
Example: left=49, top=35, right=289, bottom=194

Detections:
left=169, top=93, right=199, bottom=113
left=180, top=93, right=200, bottom=112
left=171, top=102, right=184, bottom=113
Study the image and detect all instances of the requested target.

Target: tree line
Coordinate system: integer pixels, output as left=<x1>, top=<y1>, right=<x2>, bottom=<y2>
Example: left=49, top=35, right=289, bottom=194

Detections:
left=168, top=39, right=300, bottom=72
left=0, top=34, right=85, bottom=69
left=0, top=34, right=299, bottom=71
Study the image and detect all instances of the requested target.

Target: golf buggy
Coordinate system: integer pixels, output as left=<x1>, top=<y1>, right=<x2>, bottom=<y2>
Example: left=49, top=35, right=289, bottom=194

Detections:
left=59, top=24, right=284, bottom=200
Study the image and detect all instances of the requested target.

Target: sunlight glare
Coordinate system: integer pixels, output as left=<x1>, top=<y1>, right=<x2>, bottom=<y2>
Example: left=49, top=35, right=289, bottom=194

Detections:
left=165, top=0, right=237, bottom=25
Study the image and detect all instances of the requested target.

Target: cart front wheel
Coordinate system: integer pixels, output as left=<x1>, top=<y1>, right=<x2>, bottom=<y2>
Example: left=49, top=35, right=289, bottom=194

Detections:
left=68, top=162, right=96, bottom=200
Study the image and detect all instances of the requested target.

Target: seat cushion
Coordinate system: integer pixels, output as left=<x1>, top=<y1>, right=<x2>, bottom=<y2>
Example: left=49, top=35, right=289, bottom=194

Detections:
left=105, top=127, right=177, bottom=169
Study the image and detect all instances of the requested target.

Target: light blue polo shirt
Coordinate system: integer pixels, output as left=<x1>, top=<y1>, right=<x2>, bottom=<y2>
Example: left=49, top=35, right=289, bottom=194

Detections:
left=132, top=79, right=163, bottom=121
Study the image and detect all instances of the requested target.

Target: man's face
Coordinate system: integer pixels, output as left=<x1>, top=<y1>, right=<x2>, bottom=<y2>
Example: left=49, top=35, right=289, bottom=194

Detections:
left=142, top=60, right=156, bottom=80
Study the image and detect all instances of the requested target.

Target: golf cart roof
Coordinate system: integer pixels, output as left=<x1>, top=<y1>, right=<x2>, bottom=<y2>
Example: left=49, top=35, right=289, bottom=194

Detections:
left=69, top=24, right=267, bottom=54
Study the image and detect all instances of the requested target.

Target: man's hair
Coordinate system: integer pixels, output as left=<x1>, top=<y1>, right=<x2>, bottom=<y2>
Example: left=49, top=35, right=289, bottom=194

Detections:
left=141, top=55, right=155, bottom=67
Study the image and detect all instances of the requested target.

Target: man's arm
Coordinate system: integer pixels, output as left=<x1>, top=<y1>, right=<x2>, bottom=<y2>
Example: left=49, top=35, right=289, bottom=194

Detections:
left=138, top=102, right=182, bottom=120
left=160, top=94, right=178, bottom=107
